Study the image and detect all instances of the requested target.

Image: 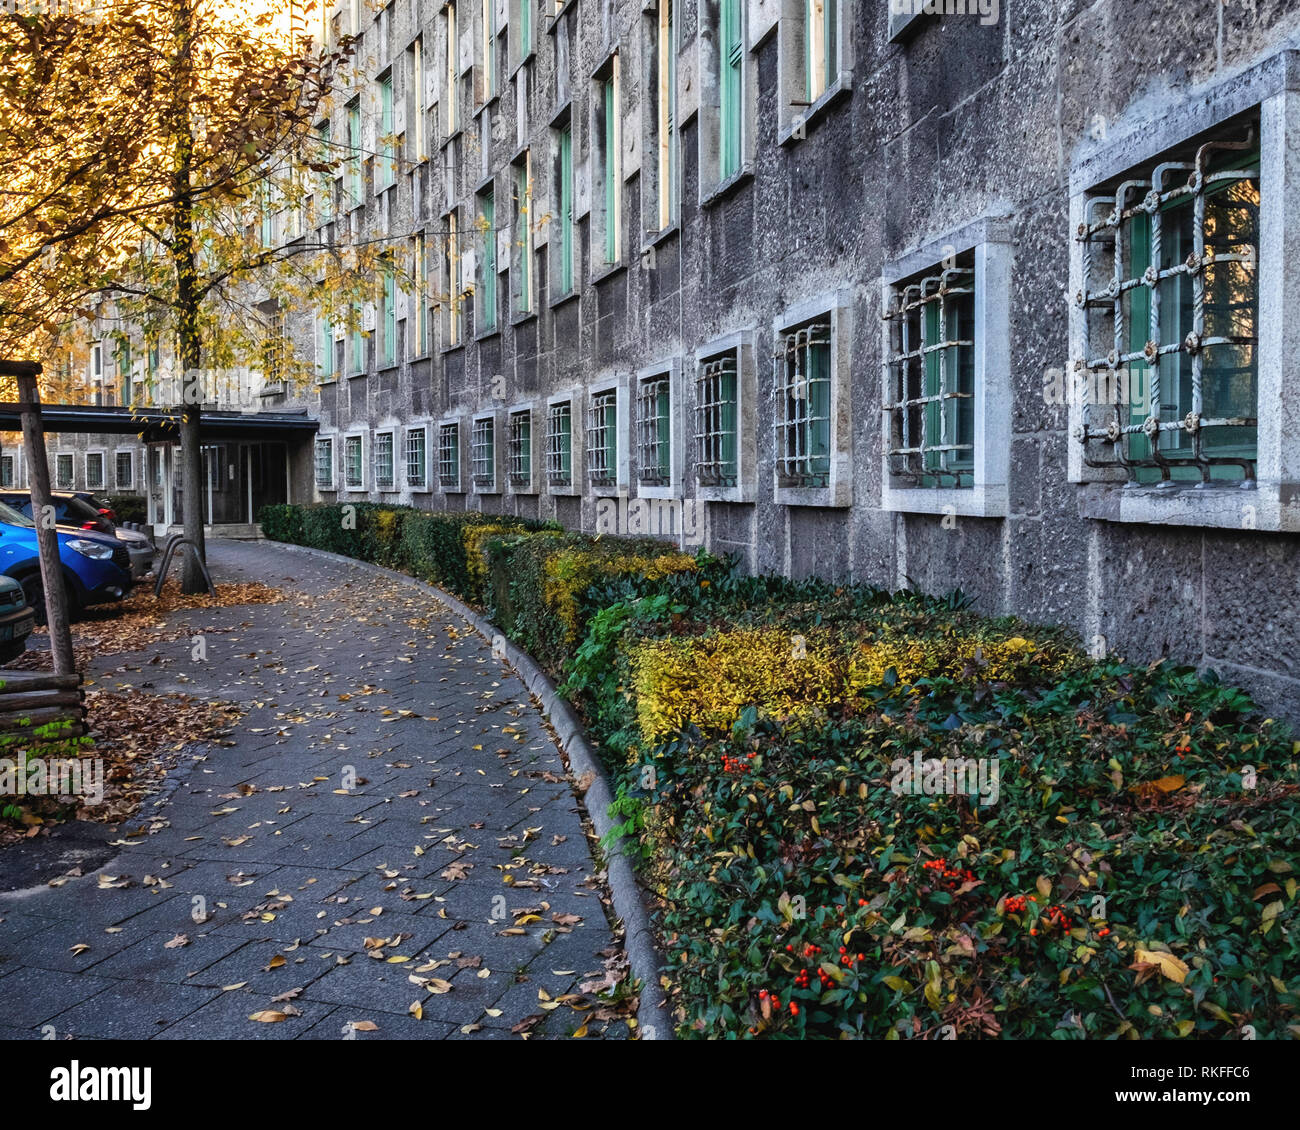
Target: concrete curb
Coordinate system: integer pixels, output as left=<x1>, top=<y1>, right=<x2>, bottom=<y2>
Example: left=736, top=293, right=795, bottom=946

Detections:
left=268, top=540, right=673, bottom=1040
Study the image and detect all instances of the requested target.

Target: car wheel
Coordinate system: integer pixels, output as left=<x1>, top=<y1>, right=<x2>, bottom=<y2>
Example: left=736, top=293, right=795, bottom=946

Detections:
left=17, top=572, right=80, bottom=625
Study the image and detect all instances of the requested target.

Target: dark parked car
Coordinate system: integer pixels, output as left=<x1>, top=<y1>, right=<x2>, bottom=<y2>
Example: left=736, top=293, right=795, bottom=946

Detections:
left=0, top=490, right=154, bottom=579
left=0, top=574, right=35, bottom=663
left=0, top=500, right=132, bottom=621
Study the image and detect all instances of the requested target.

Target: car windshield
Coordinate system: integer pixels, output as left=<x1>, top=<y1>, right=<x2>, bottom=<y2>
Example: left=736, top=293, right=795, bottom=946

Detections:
left=0, top=500, right=34, bottom=528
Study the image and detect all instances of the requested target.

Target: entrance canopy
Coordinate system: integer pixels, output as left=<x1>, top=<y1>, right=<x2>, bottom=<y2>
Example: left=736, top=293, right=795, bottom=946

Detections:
left=0, top=403, right=319, bottom=440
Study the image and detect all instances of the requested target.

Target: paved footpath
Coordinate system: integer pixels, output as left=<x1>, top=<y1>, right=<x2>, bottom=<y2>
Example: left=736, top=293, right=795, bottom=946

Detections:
left=0, top=540, right=631, bottom=1040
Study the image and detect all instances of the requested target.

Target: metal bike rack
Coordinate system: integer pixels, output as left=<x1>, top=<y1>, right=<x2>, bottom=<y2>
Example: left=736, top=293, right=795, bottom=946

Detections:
left=154, top=534, right=217, bottom=598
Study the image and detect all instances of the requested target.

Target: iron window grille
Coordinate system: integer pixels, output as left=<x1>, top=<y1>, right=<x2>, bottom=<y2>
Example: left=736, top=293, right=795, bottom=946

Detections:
left=695, top=354, right=739, bottom=488
left=315, top=438, right=334, bottom=488
left=773, top=321, right=832, bottom=488
left=587, top=391, right=618, bottom=486
left=344, top=436, right=363, bottom=488
left=472, top=418, right=496, bottom=487
left=0, top=455, right=13, bottom=488
left=406, top=428, right=427, bottom=487
left=508, top=411, right=532, bottom=485
left=56, top=454, right=74, bottom=489
left=115, top=451, right=133, bottom=490
left=438, top=424, right=460, bottom=488
left=883, top=259, right=976, bottom=487
left=637, top=376, right=671, bottom=485
left=85, top=452, right=105, bottom=490
left=1075, top=129, right=1259, bottom=483
left=546, top=402, right=572, bottom=486
left=374, top=432, right=395, bottom=489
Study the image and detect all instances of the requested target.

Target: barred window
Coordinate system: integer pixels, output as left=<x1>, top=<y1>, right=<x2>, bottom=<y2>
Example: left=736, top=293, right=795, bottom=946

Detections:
left=883, top=257, right=976, bottom=487
left=85, top=452, right=105, bottom=490
left=374, top=431, right=395, bottom=489
left=315, top=438, right=334, bottom=488
left=406, top=428, right=427, bottom=487
left=56, top=453, right=74, bottom=489
left=546, top=402, right=572, bottom=486
left=115, top=450, right=133, bottom=490
left=438, top=423, right=460, bottom=488
left=695, top=353, right=738, bottom=487
left=637, top=376, right=671, bottom=486
left=1076, top=130, right=1259, bottom=483
left=344, top=436, right=363, bottom=488
left=508, top=411, right=531, bottom=485
left=472, top=417, right=496, bottom=487
left=773, top=320, right=832, bottom=488
left=0, top=455, right=13, bottom=488
left=587, top=390, right=618, bottom=486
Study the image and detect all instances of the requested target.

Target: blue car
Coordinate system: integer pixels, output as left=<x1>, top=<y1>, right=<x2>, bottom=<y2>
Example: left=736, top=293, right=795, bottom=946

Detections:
left=0, top=499, right=132, bottom=622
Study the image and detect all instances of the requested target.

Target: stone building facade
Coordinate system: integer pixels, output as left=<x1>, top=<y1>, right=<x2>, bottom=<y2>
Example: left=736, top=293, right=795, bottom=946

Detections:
left=16, top=0, right=1300, bottom=717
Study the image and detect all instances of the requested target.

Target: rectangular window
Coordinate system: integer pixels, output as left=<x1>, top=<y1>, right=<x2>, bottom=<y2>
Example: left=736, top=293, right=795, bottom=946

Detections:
left=884, top=256, right=976, bottom=487
left=657, top=0, right=677, bottom=230
left=557, top=124, right=574, bottom=294
left=471, top=417, right=495, bottom=487
left=382, top=263, right=397, bottom=367
left=696, top=353, right=738, bottom=487
left=85, top=452, right=105, bottom=490
left=350, top=299, right=365, bottom=373
left=317, top=309, right=335, bottom=379
left=478, top=187, right=496, bottom=330
left=586, top=390, right=618, bottom=486
left=514, top=154, right=533, bottom=313
left=315, top=438, right=334, bottom=488
left=481, top=0, right=496, bottom=100
left=508, top=410, right=531, bottom=485
left=1078, top=138, right=1260, bottom=483
left=517, top=0, right=531, bottom=59
left=438, top=422, right=461, bottom=487
left=56, top=453, right=73, bottom=489
left=378, top=73, right=395, bottom=190
left=344, top=436, right=364, bottom=488
left=411, top=37, right=426, bottom=160
left=774, top=320, right=832, bottom=488
left=599, top=61, right=622, bottom=265
left=546, top=402, right=572, bottom=486
left=444, top=209, right=462, bottom=345
left=115, top=450, right=133, bottom=490
left=414, top=233, right=429, bottom=355
left=406, top=427, right=427, bottom=487
left=346, top=99, right=363, bottom=206
left=0, top=455, right=14, bottom=489
left=637, top=376, right=671, bottom=485
left=805, top=0, right=838, bottom=103
left=316, top=121, right=333, bottom=224
left=719, top=0, right=743, bottom=180
left=374, top=431, right=395, bottom=488
left=445, top=2, right=459, bottom=136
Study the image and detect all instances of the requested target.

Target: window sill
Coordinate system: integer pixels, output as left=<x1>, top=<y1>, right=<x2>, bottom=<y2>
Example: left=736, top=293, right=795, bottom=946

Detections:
left=377, top=364, right=399, bottom=375
left=509, top=51, right=535, bottom=81
left=440, top=484, right=466, bottom=495
left=636, top=482, right=678, bottom=501
left=440, top=340, right=466, bottom=356
left=548, top=481, right=580, bottom=497
left=641, top=222, right=680, bottom=257
left=474, top=325, right=501, bottom=342
left=316, top=376, right=339, bottom=386
left=779, top=73, right=853, bottom=146
left=589, top=480, right=622, bottom=497
left=546, top=1, right=575, bottom=35
left=549, top=288, right=580, bottom=311
left=511, top=308, right=539, bottom=327
left=347, top=371, right=367, bottom=380
left=882, top=483, right=1008, bottom=519
left=473, top=484, right=502, bottom=495
left=774, top=480, right=852, bottom=508
left=700, top=165, right=754, bottom=209
left=1078, top=479, right=1299, bottom=532
left=591, top=259, right=627, bottom=286
left=475, top=92, right=500, bottom=118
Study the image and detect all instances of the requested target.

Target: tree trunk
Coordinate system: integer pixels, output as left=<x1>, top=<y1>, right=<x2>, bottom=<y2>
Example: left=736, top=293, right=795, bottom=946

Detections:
left=170, top=0, right=207, bottom=595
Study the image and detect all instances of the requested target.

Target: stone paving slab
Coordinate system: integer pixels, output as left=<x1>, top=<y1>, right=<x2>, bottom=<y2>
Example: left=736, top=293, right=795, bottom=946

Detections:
left=0, top=540, right=630, bottom=1040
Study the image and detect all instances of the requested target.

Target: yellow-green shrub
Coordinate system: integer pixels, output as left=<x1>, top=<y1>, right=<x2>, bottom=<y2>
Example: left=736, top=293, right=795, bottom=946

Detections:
left=544, top=549, right=697, bottom=647
left=849, top=630, right=1079, bottom=691
left=462, top=522, right=524, bottom=598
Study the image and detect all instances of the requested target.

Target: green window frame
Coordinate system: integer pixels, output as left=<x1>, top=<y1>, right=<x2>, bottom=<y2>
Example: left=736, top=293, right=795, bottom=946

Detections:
left=804, top=0, right=838, bottom=103
left=472, top=417, right=496, bottom=486
left=378, top=75, right=395, bottom=190
left=696, top=354, right=738, bottom=487
left=558, top=124, right=573, bottom=295
left=587, top=390, right=618, bottom=485
left=509, top=411, right=532, bottom=484
left=719, top=0, right=743, bottom=181
left=316, top=311, right=334, bottom=379
left=344, top=436, right=363, bottom=488
left=346, top=100, right=363, bottom=206
left=116, top=340, right=132, bottom=407
left=406, top=427, right=427, bottom=487
left=382, top=265, right=396, bottom=368
left=602, top=72, right=619, bottom=264
left=350, top=300, right=365, bottom=374
left=776, top=322, right=832, bottom=489
left=547, top=402, right=572, bottom=485
left=438, top=423, right=461, bottom=488
left=315, top=438, right=333, bottom=487
left=374, top=431, right=395, bottom=488
left=637, top=376, right=671, bottom=485
left=479, top=188, right=496, bottom=330
left=316, top=122, right=333, bottom=223
left=518, top=0, right=531, bottom=59
left=514, top=157, right=532, bottom=313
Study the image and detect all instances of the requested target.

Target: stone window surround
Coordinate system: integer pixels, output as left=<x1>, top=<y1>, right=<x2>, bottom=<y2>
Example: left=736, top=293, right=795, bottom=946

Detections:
left=772, top=289, right=854, bottom=509
left=437, top=416, right=465, bottom=493
left=342, top=432, right=366, bottom=491
left=775, top=0, right=854, bottom=146
left=405, top=422, right=432, bottom=491
left=586, top=373, right=631, bottom=497
left=635, top=357, right=683, bottom=502
left=372, top=427, right=398, bottom=491
left=879, top=212, right=1014, bottom=519
left=114, top=447, right=134, bottom=491
left=1067, top=49, right=1300, bottom=533
left=314, top=435, right=335, bottom=490
left=55, top=451, right=75, bottom=490
left=84, top=448, right=107, bottom=492
left=471, top=408, right=503, bottom=494
left=692, top=328, right=759, bottom=505
left=545, top=389, right=583, bottom=497
left=697, top=0, right=759, bottom=206
left=505, top=400, right=539, bottom=495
